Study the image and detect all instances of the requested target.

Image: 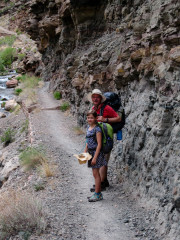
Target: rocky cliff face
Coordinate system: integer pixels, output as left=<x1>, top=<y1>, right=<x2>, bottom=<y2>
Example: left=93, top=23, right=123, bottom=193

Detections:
left=9, top=0, right=180, bottom=238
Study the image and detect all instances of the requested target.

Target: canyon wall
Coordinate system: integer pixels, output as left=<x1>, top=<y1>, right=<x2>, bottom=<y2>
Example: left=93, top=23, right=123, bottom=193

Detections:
left=5, top=0, right=180, bottom=239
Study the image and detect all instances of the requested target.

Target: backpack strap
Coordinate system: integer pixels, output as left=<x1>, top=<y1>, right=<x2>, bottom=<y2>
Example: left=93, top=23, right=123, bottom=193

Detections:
left=100, top=104, right=106, bottom=116
left=101, top=123, right=107, bottom=141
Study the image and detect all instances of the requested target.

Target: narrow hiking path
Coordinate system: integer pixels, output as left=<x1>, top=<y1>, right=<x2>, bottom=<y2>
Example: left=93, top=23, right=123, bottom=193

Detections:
left=29, top=83, right=157, bottom=240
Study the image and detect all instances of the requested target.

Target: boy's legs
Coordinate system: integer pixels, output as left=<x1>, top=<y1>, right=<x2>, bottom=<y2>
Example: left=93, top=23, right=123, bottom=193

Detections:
left=90, top=153, right=111, bottom=192
left=92, top=168, right=101, bottom=193
left=88, top=168, right=103, bottom=202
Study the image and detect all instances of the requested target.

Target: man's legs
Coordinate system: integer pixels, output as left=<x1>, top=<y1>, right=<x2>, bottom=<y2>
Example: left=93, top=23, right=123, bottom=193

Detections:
left=100, top=152, right=111, bottom=186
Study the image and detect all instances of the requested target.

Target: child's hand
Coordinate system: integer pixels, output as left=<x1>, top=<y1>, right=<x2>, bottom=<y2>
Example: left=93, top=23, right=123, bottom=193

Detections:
left=91, top=158, right=96, bottom=165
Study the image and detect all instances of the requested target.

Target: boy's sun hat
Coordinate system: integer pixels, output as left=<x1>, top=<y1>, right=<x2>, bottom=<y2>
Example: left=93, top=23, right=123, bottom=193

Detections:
left=74, top=152, right=92, bottom=164
left=87, top=89, right=106, bottom=103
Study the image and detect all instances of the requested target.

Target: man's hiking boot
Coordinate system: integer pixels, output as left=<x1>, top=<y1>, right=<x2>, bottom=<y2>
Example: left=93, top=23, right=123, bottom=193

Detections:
left=88, top=192, right=103, bottom=202
left=92, top=180, right=109, bottom=187
left=90, top=182, right=107, bottom=192
left=103, top=179, right=109, bottom=187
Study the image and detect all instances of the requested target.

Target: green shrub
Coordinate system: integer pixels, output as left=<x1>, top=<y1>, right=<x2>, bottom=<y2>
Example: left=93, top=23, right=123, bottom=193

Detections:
left=1, top=102, right=6, bottom=108
left=0, top=2, right=15, bottom=15
left=18, top=53, right=25, bottom=61
left=15, top=88, right=23, bottom=95
left=1, top=128, right=15, bottom=146
left=60, top=102, right=70, bottom=112
left=0, top=47, right=16, bottom=67
left=10, top=16, right=15, bottom=21
left=34, top=183, right=45, bottom=192
left=19, top=74, right=41, bottom=88
left=20, top=147, right=47, bottom=171
left=16, top=76, right=22, bottom=81
left=53, top=91, right=61, bottom=100
left=21, top=119, right=29, bottom=133
left=16, top=29, right=22, bottom=35
left=0, top=57, right=5, bottom=72
left=0, top=35, right=16, bottom=47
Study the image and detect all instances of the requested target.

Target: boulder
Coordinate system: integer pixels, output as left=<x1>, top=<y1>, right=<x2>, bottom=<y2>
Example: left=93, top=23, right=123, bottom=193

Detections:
left=23, top=54, right=41, bottom=73
left=130, top=48, right=147, bottom=61
left=1, top=97, right=8, bottom=101
left=72, top=77, right=84, bottom=89
left=6, top=79, right=18, bottom=88
left=0, top=112, right=6, bottom=118
left=0, top=157, right=19, bottom=181
left=169, top=46, right=180, bottom=63
left=4, top=99, right=17, bottom=111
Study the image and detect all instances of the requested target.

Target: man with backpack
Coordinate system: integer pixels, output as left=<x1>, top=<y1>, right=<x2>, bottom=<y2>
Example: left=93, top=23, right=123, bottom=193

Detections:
left=87, top=89, right=122, bottom=191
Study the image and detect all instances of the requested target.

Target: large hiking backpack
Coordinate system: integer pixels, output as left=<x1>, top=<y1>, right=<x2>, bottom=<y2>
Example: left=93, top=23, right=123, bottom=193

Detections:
left=100, top=92, right=125, bottom=133
left=86, top=123, right=114, bottom=154
left=97, top=122, right=114, bottom=154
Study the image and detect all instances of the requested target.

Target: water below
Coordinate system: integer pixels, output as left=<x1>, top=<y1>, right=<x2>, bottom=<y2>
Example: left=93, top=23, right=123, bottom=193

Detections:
left=0, top=71, right=17, bottom=112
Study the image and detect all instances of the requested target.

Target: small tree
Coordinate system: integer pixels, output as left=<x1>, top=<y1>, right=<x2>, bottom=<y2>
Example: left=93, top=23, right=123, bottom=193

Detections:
left=0, top=47, right=16, bottom=67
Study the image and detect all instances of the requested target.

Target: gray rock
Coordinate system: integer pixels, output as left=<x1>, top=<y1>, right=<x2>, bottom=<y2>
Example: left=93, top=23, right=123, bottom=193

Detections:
left=16, top=0, right=180, bottom=238
left=0, top=112, right=6, bottom=118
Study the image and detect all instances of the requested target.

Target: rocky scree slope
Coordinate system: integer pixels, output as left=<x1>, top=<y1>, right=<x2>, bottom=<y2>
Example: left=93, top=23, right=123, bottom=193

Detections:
left=8, top=0, right=180, bottom=239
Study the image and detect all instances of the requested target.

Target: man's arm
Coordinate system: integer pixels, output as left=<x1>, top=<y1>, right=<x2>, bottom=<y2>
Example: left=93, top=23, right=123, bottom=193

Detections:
left=97, top=115, right=121, bottom=123
left=97, top=105, right=121, bottom=123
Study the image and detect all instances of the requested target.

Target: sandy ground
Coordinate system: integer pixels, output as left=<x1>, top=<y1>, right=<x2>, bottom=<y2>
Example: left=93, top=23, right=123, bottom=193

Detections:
left=24, top=83, right=158, bottom=240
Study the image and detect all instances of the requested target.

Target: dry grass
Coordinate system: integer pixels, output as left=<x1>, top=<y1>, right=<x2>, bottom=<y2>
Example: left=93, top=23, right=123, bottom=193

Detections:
left=33, top=107, right=41, bottom=114
left=39, top=162, right=54, bottom=177
left=38, top=81, right=44, bottom=88
left=12, top=104, right=21, bottom=115
left=22, top=88, right=37, bottom=106
left=64, top=108, right=71, bottom=117
left=73, top=126, right=84, bottom=135
left=20, top=146, right=54, bottom=177
left=0, top=191, right=46, bottom=238
left=17, top=75, right=42, bottom=107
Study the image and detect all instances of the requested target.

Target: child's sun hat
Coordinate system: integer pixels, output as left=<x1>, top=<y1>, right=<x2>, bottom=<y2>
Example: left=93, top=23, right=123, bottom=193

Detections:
left=74, top=152, right=92, bottom=164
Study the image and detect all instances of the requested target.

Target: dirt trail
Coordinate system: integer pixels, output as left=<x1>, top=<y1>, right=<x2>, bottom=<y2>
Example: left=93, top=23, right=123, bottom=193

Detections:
left=30, top=84, right=156, bottom=240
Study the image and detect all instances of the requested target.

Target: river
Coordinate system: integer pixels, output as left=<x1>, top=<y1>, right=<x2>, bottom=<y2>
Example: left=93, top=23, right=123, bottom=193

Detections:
left=0, top=71, right=17, bottom=113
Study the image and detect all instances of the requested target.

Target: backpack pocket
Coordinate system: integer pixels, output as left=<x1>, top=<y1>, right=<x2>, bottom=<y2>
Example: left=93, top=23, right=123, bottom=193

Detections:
left=102, top=137, right=113, bottom=154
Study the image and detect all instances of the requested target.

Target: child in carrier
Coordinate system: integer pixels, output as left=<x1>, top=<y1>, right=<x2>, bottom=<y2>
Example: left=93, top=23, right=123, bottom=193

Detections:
left=84, top=110, right=107, bottom=202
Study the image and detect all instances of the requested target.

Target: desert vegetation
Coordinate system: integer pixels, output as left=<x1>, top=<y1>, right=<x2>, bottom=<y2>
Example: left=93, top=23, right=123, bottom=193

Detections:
left=20, top=146, right=54, bottom=177
left=53, top=91, right=62, bottom=100
left=1, top=127, right=15, bottom=146
left=60, top=102, right=70, bottom=112
left=17, top=74, right=41, bottom=106
left=0, top=191, right=46, bottom=239
left=0, top=47, right=16, bottom=73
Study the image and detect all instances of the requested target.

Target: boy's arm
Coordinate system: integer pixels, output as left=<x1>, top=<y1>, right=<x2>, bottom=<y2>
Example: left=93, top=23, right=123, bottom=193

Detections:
left=91, top=132, right=102, bottom=165
left=84, top=143, right=88, bottom=153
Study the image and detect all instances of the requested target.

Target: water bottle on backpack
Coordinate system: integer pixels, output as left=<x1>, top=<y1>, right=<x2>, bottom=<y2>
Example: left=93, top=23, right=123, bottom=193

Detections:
left=117, top=130, right=122, bottom=141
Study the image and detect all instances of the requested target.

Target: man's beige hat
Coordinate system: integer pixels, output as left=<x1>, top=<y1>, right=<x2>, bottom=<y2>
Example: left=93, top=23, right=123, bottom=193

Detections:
left=74, top=152, right=92, bottom=164
left=87, top=89, right=106, bottom=103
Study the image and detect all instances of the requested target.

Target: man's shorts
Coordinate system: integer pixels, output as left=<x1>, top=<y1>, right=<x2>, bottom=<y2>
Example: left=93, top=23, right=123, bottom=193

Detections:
left=105, top=152, right=111, bottom=163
